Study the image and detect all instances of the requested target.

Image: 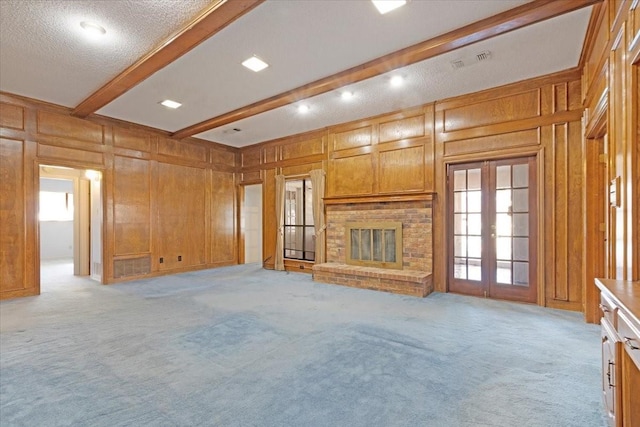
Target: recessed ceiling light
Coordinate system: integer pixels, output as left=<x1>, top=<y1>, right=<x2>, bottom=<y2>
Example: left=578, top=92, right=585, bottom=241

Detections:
left=80, top=21, right=106, bottom=37
left=160, top=99, right=182, bottom=109
left=242, top=56, right=269, bottom=72
left=298, top=105, right=310, bottom=114
left=390, top=75, right=404, bottom=87
left=341, top=91, right=354, bottom=100
left=372, top=0, right=407, bottom=15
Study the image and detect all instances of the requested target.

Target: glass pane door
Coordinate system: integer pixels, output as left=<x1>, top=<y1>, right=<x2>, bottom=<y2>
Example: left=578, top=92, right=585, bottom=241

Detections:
left=449, top=162, right=487, bottom=297
left=489, top=157, right=537, bottom=302
left=448, top=157, right=537, bottom=303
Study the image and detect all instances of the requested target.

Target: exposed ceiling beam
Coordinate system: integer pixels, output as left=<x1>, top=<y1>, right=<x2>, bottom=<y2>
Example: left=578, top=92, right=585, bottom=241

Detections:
left=173, top=0, right=601, bottom=140
left=72, top=0, right=266, bottom=118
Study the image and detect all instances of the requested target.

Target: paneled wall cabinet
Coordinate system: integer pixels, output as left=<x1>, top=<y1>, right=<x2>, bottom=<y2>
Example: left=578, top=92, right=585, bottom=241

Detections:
left=596, top=279, right=640, bottom=426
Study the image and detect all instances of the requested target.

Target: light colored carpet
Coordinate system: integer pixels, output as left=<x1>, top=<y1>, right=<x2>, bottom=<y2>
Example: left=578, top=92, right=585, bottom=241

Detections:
left=1, top=263, right=607, bottom=426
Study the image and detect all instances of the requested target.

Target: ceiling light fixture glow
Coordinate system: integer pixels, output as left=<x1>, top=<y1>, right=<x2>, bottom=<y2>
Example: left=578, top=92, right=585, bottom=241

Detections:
left=160, top=99, right=182, bottom=109
left=80, top=21, right=106, bottom=37
left=298, top=105, right=310, bottom=114
left=372, top=0, right=407, bottom=15
left=390, top=75, right=404, bottom=87
left=242, top=55, right=269, bottom=72
left=341, top=91, right=354, bottom=100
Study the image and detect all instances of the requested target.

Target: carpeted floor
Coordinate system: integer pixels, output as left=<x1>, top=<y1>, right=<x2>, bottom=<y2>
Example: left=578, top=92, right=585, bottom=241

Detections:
left=1, top=263, right=607, bottom=426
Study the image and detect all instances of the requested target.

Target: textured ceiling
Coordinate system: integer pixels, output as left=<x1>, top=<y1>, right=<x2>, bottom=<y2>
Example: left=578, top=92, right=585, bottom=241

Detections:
left=0, top=0, right=211, bottom=106
left=0, top=0, right=593, bottom=148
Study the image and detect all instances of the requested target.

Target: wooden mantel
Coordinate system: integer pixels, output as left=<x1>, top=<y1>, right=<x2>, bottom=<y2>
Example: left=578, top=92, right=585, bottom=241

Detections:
left=323, top=192, right=436, bottom=205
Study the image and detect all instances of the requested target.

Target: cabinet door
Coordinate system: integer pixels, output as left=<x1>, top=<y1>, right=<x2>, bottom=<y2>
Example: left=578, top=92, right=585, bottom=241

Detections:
left=601, top=319, right=621, bottom=426
left=619, top=312, right=640, bottom=426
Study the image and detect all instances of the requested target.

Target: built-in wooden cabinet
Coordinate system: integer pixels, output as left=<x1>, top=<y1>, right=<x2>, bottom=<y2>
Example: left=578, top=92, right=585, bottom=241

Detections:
left=596, top=278, right=640, bottom=426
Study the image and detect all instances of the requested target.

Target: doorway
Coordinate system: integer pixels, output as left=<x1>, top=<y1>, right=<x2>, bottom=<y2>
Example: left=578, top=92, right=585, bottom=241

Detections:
left=447, top=156, right=537, bottom=303
left=38, top=165, right=102, bottom=289
left=242, top=184, right=263, bottom=264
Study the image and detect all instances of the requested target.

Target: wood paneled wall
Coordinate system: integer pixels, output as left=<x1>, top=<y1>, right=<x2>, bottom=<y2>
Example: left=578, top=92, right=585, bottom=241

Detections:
left=326, top=106, right=434, bottom=198
left=581, top=0, right=639, bottom=322
left=433, top=69, right=585, bottom=311
left=3, top=1, right=636, bottom=315
left=240, top=130, right=326, bottom=271
left=239, top=68, right=588, bottom=311
left=0, top=93, right=238, bottom=299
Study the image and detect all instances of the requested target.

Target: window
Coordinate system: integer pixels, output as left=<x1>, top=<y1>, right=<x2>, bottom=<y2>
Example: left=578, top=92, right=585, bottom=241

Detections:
left=345, top=222, right=403, bottom=269
left=284, top=179, right=314, bottom=261
left=39, top=191, right=73, bottom=221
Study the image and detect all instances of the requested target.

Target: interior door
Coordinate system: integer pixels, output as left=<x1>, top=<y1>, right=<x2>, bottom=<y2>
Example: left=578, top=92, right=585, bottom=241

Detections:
left=448, top=157, right=537, bottom=303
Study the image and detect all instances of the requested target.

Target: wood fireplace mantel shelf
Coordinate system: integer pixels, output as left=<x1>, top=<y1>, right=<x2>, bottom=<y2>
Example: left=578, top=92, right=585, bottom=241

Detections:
left=323, top=192, right=436, bottom=205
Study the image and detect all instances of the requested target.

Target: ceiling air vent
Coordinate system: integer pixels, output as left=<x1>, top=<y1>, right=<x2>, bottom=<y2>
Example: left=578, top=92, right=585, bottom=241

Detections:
left=223, top=128, right=242, bottom=134
left=450, top=50, right=492, bottom=69
left=476, top=50, right=492, bottom=62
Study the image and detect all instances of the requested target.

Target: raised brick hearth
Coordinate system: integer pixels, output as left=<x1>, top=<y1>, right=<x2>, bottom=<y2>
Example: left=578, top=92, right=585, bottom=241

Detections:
left=313, top=198, right=433, bottom=297
left=313, top=263, right=432, bottom=297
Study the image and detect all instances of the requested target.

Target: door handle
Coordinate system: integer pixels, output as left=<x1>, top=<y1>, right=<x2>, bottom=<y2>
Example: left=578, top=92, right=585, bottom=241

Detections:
left=624, top=337, right=639, bottom=350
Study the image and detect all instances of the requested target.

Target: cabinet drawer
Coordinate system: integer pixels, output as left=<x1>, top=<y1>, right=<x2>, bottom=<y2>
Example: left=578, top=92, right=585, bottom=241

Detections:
left=600, top=292, right=618, bottom=327
left=619, top=311, right=640, bottom=370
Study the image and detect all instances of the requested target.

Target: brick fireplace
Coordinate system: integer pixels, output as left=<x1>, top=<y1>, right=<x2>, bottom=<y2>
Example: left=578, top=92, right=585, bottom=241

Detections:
left=312, top=197, right=433, bottom=297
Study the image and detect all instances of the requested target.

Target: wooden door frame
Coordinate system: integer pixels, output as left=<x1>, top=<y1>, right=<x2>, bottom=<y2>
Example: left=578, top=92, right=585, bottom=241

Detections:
left=444, top=146, right=545, bottom=305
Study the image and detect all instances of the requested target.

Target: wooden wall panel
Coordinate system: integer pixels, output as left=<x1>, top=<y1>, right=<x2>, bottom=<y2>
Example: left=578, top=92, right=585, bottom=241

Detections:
left=210, top=170, right=236, bottom=264
left=584, top=2, right=609, bottom=95
left=634, top=64, right=640, bottom=280
left=212, top=148, right=236, bottom=167
left=0, top=103, right=24, bottom=130
left=37, top=144, right=103, bottom=166
left=540, top=120, right=585, bottom=311
left=432, top=71, right=585, bottom=311
left=156, top=163, right=207, bottom=270
left=158, top=138, right=207, bottom=163
left=328, top=154, right=373, bottom=196
left=281, top=137, right=324, bottom=160
left=443, top=128, right=539, bottom=156
left=241, top=171, right=261, bottom=183
left=113, top=127, right=151, bottom=152
left=379, top=115, right=424, bottom=143
left=262, top=168, right=276, bottom=269
left=0, top=138, right=26, bottom=294
left=37, top=111, right=103, bottom=144
left=241, top=146, right=261, bottom=168
left=1, top=92, right=241, bottom=294
left=281, top=162, right=323, bottom=177
left=113, top=156, right=150, bottom=256
left=378, top=145, right=425, bottom=193
left=331, top=126, right=372, bottom=151
left=443, top=90, right=540, bottom=132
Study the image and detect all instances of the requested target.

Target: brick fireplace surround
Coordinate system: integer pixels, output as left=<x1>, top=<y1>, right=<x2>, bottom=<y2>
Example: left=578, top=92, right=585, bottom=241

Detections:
left=312, top=199, right=433, bottom=297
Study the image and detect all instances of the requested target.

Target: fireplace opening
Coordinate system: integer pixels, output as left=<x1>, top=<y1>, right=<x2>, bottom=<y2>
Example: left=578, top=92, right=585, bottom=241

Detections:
left=345, top=222, right=402, bottom=269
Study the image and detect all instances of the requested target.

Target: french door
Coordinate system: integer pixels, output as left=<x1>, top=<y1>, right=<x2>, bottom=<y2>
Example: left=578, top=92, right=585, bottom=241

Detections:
left=448, top=157, right=537, bottom=303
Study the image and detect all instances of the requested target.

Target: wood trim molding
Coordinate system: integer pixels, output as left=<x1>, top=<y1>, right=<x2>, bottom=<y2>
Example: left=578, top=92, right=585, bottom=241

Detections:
left=172, top=0, right=601, bottom=139
left=71, top=0, right=265, bottom=118
left=324, top=192, right=435, bottom=205
left=578, top=2, right=606, bottom=70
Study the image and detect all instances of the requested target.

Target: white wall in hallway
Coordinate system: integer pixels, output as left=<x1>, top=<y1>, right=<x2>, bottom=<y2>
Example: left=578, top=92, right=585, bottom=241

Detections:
left=244, top=184, right=263, bottom=264
left=39, top=178, right=73, bottom=260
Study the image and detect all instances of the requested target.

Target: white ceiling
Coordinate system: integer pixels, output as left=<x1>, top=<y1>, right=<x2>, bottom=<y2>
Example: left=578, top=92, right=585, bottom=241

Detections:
left=0, top=0, right=593, bottom=148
